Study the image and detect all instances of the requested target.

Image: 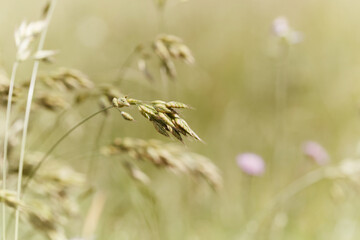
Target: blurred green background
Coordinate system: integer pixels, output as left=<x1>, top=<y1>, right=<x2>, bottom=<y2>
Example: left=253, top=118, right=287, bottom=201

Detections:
left=2, top=0, right=360, bottom=239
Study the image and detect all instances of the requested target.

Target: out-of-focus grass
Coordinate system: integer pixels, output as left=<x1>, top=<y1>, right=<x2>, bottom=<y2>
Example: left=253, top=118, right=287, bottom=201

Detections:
left=2, top=0, right=360, bottom=239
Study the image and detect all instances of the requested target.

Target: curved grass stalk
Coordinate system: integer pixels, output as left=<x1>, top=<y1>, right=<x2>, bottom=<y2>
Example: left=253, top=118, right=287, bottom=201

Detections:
left=4, top=106, right=112, bottom=233
left=22, top=106, right=113, bottom=193
left=2, top=61, right=19, bottom=240
left=14, top=1, right=58, bottom=239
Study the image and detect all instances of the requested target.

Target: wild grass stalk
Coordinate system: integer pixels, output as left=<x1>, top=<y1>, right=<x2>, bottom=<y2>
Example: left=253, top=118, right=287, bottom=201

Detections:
left=2, top=61, right=19, bottom=240
left=14, top=1, right=58, bottom=239
left=24, top=95, right=205, bottom=190
left=0, top=2, right=220, bottom=238
left=22, top=106, right=114, bottom=193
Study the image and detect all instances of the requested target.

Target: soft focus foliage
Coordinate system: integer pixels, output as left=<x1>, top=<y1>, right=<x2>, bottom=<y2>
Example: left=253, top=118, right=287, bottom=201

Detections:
left=2, top=0, right=360, bottom=239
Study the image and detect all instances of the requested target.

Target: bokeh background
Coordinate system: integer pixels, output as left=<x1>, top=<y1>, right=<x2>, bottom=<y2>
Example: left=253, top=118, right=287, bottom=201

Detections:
left=2, top=0, right=360, bottom=239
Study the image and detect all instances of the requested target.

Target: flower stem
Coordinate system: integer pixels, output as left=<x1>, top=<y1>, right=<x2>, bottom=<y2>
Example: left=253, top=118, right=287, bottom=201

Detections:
left=2, top=61, right=19, bottom=240
left=14, top=1, right=58, bottom=239
left=22, top=106, right=114, bottom=193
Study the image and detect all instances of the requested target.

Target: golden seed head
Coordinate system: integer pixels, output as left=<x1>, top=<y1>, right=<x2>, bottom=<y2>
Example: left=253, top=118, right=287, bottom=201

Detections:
left=158, top=112, right=176, bottom=128
left=153, top=40, right=171, bottom=60
left=158, top=34, right=183, bottom=44
left=138, top=106, right=150, bottom=119
left=35, top=93, right=69, bottom=111
left=152, top=121, right=170, bottom=137
left=154, top=103, right=173, bottom=113
left=40, top=68, right=94, bottom=92
left=166, top=101, right=191, bottom=109
left=112, top=97, right=119, bottom=107
left=120, top=111, right=134, bottom=121
left=138, top=104, right=157, bottom=118
left=117, top=97, right=130, bottom=107
left=151, top=100, right=167, bottom=105
left=103, top=138, right=221, bottom=189
left=171, top=128, right=183, bottom=142
left=127, top=98, right=142, bottom=105
left=162, top=60, right=177, bottom=78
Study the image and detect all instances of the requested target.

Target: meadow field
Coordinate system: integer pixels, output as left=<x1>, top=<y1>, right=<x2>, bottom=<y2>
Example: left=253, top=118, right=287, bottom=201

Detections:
left=1, top=0, right=360, bottom=239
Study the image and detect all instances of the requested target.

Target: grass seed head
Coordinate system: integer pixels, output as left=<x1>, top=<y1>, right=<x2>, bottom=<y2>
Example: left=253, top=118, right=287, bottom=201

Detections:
left=117, top=96, right=130, bottom=107
left=158, top=112, right=176, bottom=128
left=0, top=190, right=26, bottom=210
left=126, top=98, right=142, bottom=105
left=120, top=111, right=134, bottom=121
left=33, top=49, right=58, bottom=63
left=170, top=128, right=183, bottom=142
left=35, top=93, right=69, bottom=111
left=15, top=20, right=47, bottom=61
left=152, top=121, right=170, bottom=137
left=166, top=101, right=192, bottom=109
left=40, top=68, right=94, bottom=92
left=154, top=103, right=174, bottom=113
left=104, top=138, right=221, bottom=189
left=138, top=104, right=157, bottom=118
left=123, top=161, right=151, bottom=184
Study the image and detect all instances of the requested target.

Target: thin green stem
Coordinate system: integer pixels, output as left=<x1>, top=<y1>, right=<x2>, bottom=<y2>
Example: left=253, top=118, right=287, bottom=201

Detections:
left=22, top=106, right=113, bottom=193
left=2, top=61, right=19, bottom=240
left=14, top=1, right=58, bottom=239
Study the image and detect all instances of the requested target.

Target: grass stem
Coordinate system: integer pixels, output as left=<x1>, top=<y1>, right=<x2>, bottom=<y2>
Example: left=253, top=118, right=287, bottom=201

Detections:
left=14, top=1, right=58, bottom=239
left=2, top=61, right=19, bottom=240
left=22, top=106, right=113, bottom=193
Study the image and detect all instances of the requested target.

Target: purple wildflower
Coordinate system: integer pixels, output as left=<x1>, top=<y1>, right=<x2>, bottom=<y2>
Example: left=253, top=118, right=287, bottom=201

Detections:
left=303, top=141, right=329, bottom=165
left=236, top=153, right=265, bottom=176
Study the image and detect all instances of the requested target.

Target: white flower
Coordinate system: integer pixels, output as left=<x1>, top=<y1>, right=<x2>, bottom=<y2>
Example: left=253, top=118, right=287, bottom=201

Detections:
left=272, top=16, right=303, bottom=45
